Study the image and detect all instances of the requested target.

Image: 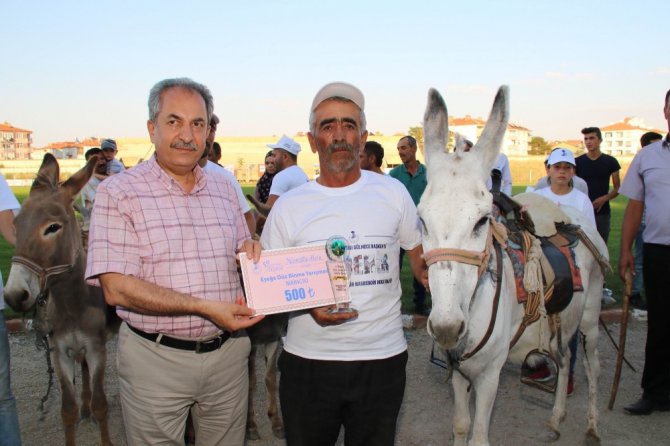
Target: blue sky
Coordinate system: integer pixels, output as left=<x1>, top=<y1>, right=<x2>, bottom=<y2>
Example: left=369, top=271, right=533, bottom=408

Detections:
left=1, top=0, right=668, bottom=147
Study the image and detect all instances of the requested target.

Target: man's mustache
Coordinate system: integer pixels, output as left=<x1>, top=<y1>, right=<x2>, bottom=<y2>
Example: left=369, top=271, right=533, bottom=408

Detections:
left=170, top=141, right=198, bottom=151
left=327, top=142, right=354, bottom=154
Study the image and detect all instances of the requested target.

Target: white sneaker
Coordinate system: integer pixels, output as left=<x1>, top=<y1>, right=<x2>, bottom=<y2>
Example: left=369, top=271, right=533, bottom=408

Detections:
left=602, top=288, right=616, bottom=305
left=631, top=309, right=648, bottom=321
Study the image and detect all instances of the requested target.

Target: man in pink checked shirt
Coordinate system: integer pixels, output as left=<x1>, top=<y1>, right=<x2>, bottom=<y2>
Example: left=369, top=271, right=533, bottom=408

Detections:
left=86, top=77, right=264, bottom=446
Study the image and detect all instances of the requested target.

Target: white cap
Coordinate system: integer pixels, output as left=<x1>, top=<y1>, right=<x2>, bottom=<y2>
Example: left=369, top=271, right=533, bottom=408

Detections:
left=267, top=135, right=301, bottom=156
left=311, top=81, right=365, bottom=111
left=547, top=148, right=576, bottom=166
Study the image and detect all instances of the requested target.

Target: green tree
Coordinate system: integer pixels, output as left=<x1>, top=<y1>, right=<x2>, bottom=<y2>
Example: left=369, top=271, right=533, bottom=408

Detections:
left=408, top=126, right=424, bottom=150
left=528, top=136, right=552, bottom=156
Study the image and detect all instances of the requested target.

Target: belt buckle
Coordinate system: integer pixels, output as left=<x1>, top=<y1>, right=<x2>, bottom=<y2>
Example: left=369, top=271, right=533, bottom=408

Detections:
left=195, top=336, right=221, bottom=354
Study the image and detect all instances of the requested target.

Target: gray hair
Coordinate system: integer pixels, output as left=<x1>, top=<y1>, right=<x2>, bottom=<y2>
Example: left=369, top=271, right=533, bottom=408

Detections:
left=309, top=97, right=366, bottom=134
left=148, top=77, right=214, bottom=122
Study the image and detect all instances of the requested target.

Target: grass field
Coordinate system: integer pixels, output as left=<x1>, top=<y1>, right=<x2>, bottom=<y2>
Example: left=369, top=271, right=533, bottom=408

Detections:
left=2, top=184, right=627, bottom=318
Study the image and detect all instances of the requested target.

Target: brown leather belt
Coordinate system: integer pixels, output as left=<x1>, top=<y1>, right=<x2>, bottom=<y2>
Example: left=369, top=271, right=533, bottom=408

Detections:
left=128, top=324, right=230, bottom=354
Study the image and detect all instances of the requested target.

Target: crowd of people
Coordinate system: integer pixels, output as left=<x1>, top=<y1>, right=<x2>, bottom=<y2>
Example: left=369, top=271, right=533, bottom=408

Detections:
left=0, top=79, right=668, bottom=445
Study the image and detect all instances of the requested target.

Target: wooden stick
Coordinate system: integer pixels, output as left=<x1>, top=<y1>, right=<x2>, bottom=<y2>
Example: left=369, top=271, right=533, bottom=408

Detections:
left=608, top=270, right=633, bottom=410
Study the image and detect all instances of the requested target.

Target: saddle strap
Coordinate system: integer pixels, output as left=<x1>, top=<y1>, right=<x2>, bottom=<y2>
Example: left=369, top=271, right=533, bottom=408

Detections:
left=509, top=282, right=557, bottom=351
left=575, top=228, right=612, bottom=275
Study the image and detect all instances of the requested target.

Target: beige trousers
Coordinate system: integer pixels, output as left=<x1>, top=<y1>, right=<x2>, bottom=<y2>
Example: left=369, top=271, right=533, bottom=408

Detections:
left=117, top=323, right=251, bottom=446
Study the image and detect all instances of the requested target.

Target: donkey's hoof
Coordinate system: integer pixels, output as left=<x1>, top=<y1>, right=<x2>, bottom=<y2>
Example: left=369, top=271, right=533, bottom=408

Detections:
left=76, top=415, right=95, bottom=428
left=584, top=428, right=601, bottom=446
left=246, top=427, right=261, bottom=441
left=79, top=407, right=92, bottom=420
left=272, top=426, right=286, bottom=439
left=539, top=427, right=560, bottom=443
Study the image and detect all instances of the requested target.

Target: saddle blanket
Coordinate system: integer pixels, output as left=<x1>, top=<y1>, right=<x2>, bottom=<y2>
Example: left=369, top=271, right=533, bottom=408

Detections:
left=506, top=240, right=583, bottom=309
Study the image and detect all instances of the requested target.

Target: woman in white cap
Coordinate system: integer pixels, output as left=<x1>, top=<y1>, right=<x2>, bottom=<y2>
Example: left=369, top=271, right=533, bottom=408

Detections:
left=528, top=147, right=595, bottom=396
left=533, top=147, right=595, bottom=227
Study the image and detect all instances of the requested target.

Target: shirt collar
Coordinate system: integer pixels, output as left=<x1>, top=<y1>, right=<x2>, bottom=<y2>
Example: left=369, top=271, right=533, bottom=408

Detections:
left=401, top=161, right=425, bottom=174
left=148, top=154, right=206, bottom=194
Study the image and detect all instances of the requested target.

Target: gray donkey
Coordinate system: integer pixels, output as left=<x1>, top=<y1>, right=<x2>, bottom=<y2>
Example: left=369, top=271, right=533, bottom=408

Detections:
left=5, top=153, right=120, bottom=446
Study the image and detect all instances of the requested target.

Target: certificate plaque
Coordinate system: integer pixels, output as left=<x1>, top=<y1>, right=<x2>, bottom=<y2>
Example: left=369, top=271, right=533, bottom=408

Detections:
left=238, top=245, right=352, bottom=315
left=325, top=235, right=356, bottom=314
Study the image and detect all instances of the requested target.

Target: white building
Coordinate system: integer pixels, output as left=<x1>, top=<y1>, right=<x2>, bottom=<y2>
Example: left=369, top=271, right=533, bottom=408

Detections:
left=0, top=122, right=32, bottom=160
left=449, top=116, right=531, bottom=156
left=601, top=117, right=664, bottom=156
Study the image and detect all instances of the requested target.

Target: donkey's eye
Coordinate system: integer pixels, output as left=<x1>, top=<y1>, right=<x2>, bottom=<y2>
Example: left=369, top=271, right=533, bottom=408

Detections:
left=473, top=216, right=489, bottom=234
left=44, top=223, right=62, bottom=235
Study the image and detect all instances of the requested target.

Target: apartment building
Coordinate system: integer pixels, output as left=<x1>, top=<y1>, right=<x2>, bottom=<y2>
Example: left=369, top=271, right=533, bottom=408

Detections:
left=449, top=115, right=531, bottom=155
left=601, top=117, right=664, bottom=156
left=0, top=122, right=32, bottom=160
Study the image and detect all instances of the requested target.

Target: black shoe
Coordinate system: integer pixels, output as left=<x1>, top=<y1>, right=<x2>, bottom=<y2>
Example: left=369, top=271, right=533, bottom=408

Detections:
left=624, top=397, right=670, bottom=415
left=630, top=294, right=647, bottom=310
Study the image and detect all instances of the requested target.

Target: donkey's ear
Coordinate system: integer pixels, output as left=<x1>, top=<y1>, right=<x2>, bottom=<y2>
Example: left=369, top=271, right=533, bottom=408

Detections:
left=423, top=88, right=449, bottom=169
left=30, top=153, right=60, bottom=196
left=61, top=154, right=98, bottom=199
left=472, top=86, right=509, bottom=172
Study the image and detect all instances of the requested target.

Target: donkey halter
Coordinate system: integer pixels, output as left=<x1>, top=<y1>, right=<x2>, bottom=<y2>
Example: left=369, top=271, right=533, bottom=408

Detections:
left=423, top=220, right=494, bottom=280
left=11, top=255, right=75, bottom=306
left=422, top=217, right=508, bottom=362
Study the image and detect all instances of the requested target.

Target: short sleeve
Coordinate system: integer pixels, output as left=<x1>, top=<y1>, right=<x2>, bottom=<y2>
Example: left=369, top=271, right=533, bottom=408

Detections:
left=619, top=153, right=644, bottom=202
left=85, top=181, right=141, bottom=284
left=0, top=175, right=20, bottom=212
left=609, top=155, right=621, bottom=173
left=260, top=198, right=290, bottom=250
left=397, top=185, right=422, bottom=250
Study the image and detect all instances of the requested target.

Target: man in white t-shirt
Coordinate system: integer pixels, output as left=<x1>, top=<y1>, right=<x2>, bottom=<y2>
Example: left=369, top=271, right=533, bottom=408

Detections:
left=76, top=147, right=109, bottom=248
left=198, top=113, right=256, bottom=234
left=0, top=173, right=21, bottom=445
left=261, top=82, right=425, bottom=445
left=250, top=135, right=308, bottom=217
left=463, top=140, right=513, bottom=195
left=360, top=141, right=385, bottom=174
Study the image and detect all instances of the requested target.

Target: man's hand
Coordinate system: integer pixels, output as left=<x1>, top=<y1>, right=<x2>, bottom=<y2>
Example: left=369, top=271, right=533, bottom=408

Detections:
left=206, top=298, right=265, bottom=332
left=618, top=249, right=635, bottom=282
left=310, top=305, right=358, bottom=326
left=619, top=198, right=643, bottom=282
left=238, top=239, right=261, bottom=263
left=592, top=195, right=609, bottom=212
left=421, top=268, right=429, bottom=291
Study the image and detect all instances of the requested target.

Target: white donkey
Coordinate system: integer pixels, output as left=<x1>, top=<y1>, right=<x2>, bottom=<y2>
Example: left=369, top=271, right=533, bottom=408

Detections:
left=419, top=86, right=606, bottom=446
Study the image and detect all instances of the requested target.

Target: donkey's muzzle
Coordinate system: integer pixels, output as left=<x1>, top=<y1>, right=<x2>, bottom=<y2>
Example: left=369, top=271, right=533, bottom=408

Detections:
left=428, top=317, right=465, bottom=350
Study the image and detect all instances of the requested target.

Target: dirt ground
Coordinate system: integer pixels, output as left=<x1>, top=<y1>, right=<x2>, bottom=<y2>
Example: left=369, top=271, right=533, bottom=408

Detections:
left=8, top=316, right=667, bottom=446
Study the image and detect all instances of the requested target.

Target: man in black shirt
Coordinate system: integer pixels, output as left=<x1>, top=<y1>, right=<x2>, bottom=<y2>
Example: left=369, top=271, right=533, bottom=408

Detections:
left=576, top=126, right=621, bottom=304
left=575, top=126, right=621, bottom=244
